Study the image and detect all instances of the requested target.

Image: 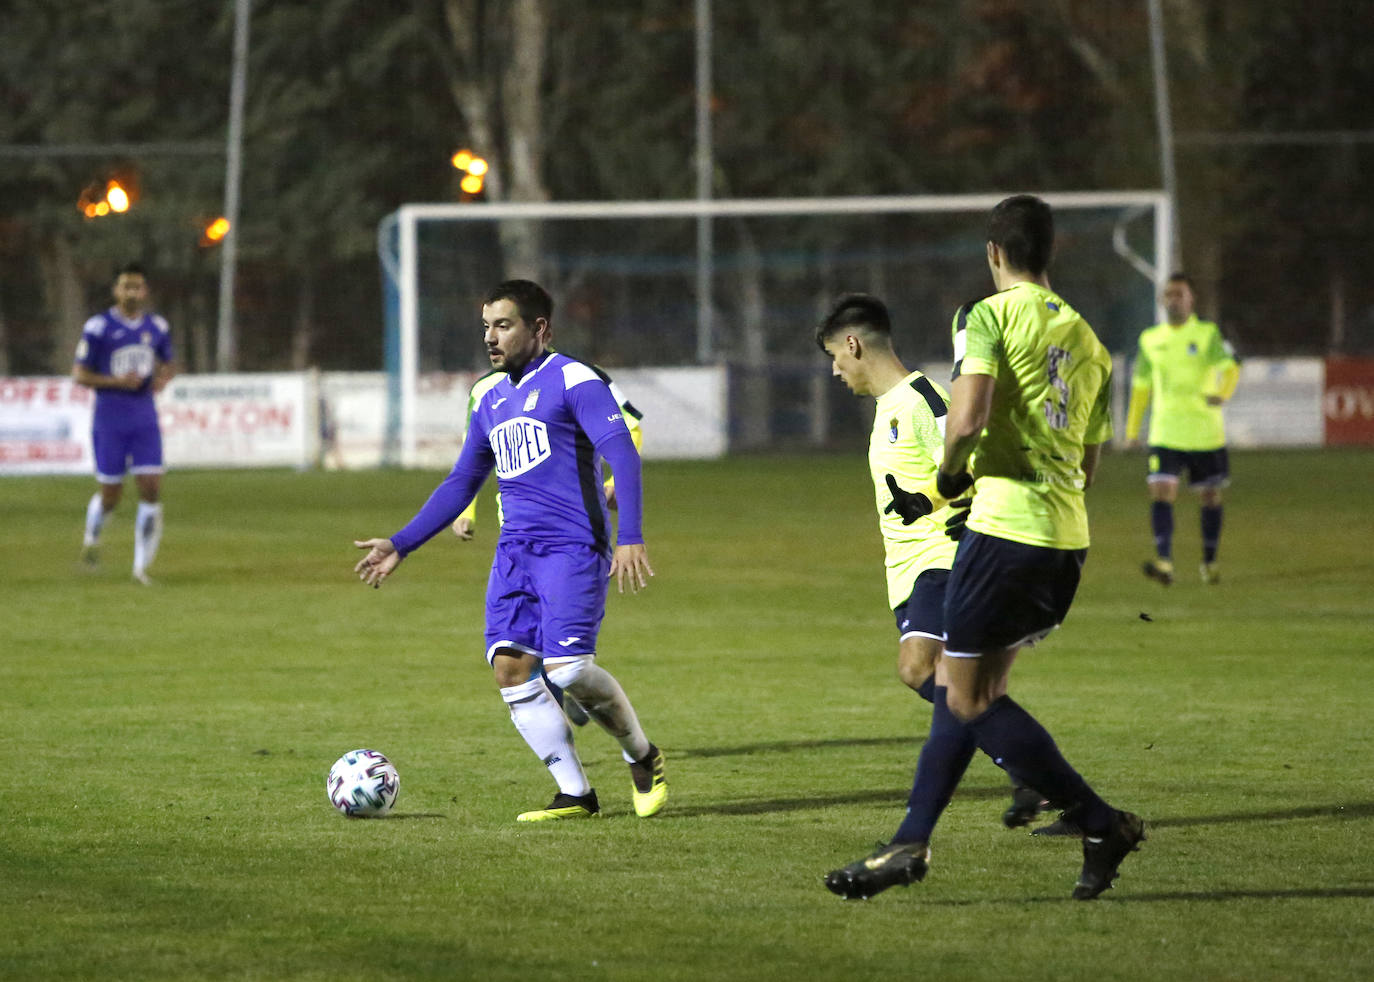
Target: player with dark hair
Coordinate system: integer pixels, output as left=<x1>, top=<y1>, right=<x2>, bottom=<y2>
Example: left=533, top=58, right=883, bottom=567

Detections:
left=73, top=261, right=176, bottom=584
left=452, top=353, right=644, bottom=729
left=353, top=279, right=666, bottom=822
left=1126, top=273, right=1239, bottom=585
left=825, top=195, right=1144, bottom=901
left=815, top=292, right=1048, bottom=830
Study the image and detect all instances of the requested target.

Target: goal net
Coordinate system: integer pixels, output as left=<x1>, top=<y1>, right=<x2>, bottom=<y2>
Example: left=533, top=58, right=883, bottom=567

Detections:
left=379, top=193, right=1171, bottom=466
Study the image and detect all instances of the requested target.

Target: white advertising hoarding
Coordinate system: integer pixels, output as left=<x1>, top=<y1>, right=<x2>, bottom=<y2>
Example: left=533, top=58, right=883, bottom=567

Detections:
left=161, top=373, right=317, bottom=469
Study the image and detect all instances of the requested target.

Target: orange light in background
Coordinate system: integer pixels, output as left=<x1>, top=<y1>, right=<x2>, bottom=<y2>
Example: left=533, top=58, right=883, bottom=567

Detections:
left=94, top=201, right=111, bottom=217
left=451, top=149, right=474, bottom=171
left=205, top=217, right=231, bottom=242
left=83, top=203, right=99, bottom=218
left=466, top=156, right=488, bottom=177
left=459, top=174, right=484, bottom=194
left=106, top=182, right=130, bottom=213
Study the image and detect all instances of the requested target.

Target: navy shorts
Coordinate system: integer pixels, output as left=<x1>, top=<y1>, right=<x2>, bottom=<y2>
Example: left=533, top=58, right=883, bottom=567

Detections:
left=484, top=537, right=610, bottom=663
left=893, top=568, right=951, bottom=642
left=1148, top=446, right=1229, bottom=489
left=943, top=530, right=1086, bottom=654
left=92, top=419, right=164, bottom=482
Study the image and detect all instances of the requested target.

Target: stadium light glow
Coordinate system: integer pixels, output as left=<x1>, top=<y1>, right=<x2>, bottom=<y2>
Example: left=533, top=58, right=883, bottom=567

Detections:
left=205, top=216, right=231, bottom=242
left=106, top=182, right=130, bottom=212
left=459, top=174, right=484, bottom=194
left=94, top=201, right=110, bottom=217
left=466, top=157, right=488, bottom=177
left=451, top=149, right=474, bottom=171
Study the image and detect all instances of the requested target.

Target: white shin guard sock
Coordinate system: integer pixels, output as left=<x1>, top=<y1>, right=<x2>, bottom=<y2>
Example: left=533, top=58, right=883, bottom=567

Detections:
left=133, top=502, right=163, bottom=575
left=84, top=493, right=107, bottom=546
left=545, top=657, right=651, bottom=764
left=500, top=676, right=591, bottom=796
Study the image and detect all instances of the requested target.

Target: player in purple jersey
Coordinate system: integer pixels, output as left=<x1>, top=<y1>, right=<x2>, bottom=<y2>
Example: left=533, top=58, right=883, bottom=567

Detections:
left=353, top=280, right=666, bottom=822
left=72, top=262, right=176, bottom=585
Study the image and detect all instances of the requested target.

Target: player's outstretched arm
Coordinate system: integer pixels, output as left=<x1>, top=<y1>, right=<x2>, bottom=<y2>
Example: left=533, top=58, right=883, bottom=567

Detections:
left=354, top=537, right=402, bottom=588
left=610, top=543, right=653, bottom=595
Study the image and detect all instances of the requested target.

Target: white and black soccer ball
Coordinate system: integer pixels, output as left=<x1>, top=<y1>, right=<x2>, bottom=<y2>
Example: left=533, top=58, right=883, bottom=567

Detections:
left=327, top=749, right=400, bottom=817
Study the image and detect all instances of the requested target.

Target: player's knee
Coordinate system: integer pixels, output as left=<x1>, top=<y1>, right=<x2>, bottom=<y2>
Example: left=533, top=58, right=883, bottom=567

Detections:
left=897, top=637, right=939, bottom=691
left=944, top=686, right=985, bottom=723
left=544, top=655, right=593, bottom=694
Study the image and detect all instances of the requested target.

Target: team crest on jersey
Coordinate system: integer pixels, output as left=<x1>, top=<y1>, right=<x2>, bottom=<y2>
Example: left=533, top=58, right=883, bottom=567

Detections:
left=1188, top=342, right=1198, bottom=355
left=888, top=417, right=900, bottom=443
left=523, top=389, right=540, bottom=411
left=490, top=417, right=551, bottom=477
left=141, top=331, right=151, bottom=344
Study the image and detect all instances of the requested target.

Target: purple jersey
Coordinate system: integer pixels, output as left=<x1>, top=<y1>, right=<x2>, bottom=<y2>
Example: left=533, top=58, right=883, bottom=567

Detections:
left=390, top=352, right=642, bottom=557
left=75, top=308, right=173, bottom=428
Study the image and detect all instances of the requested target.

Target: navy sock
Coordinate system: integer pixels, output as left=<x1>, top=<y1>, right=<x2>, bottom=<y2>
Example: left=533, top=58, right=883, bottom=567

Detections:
left=1201, top=505, right=1223, bottom=563
left=967, top=696, right=1113, bottom=835
left=892, top=687, right=977, bottom=844
left=1151, top=500, right=1174, bottom=559
left=915, top=675, right=936, bottom=703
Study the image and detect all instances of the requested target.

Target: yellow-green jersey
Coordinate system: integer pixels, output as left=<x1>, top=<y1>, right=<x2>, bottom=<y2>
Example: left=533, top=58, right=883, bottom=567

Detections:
left=952, top=281, right=1113, bottom=550
left=871, top=371, right=959, bottom=608
left=456, top=360, right=643, bottom=528
left=1127, top=315, right=1237, bottom=450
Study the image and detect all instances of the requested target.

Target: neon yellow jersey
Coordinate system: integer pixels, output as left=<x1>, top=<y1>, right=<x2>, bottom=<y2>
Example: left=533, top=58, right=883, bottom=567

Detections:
left=870, top=371, right=959, bottom=608
left=1130, top=315, right=1236, bottom=450
left=952, top=282, right=1113, bottom=550
left=457, top=360, right=643, bottom=527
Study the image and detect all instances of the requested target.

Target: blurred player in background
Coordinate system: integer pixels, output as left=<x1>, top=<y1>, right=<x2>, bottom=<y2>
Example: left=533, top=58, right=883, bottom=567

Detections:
left=815, top=292, right=1049, bottom=831
left=1126, top=273, right=1239, bottom=586
left=354, top=279, right=666, bottom=822
left=452, top=358, right=644, bottom=727
left=826, top=195, right=1144, bottom=902
left=72, top=262, right=175, bottom=585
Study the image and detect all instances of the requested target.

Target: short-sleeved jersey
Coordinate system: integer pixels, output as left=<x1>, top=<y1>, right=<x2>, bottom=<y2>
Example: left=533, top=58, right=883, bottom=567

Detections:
left=464, top=352, right=634, bottom=554
left=461, top=359, right=643, bottom=527
left=74, top=309, right=173, bottom=427
left=870, top=371, right=959, bottom=608
left=952, top=281, right=1113, bottom=550
left=1131, top=315, right=1236, bottom=451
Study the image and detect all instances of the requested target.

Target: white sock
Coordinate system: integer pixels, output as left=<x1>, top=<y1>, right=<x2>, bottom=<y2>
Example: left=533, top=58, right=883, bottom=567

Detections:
left=133, top=502, right=163, bottom=575
left=84, top=493, right=107, bottom=547
left=500, top=677, right=590, bottom=796
left=548, top=659, right=651, bottom=764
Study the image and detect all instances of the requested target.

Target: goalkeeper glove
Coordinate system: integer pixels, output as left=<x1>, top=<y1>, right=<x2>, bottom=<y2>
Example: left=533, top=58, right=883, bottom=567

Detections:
left=935, top=469, right=974, bottom=501
left=944, top=497, right=973, bottom=540
left=883, top=473, right=934, bottom=525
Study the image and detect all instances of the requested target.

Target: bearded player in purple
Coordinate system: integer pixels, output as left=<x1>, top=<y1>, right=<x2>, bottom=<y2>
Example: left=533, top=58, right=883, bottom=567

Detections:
left=354, top=279, right=666, bottom=822
left=73, top=262, right=176, bottom=585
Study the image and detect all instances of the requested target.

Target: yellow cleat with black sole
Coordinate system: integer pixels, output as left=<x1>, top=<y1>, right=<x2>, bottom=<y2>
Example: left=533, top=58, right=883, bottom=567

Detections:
left=629, top=745, right=667, bottom=817
left=516, top=790, right=600, bottom=822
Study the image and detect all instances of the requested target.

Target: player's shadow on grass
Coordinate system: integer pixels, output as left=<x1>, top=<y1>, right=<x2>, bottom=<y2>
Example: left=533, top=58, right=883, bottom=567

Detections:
left=376, top=812, right=447, bottom=820
left=661, top=783, right=1011, bottom=819
left=676, top=736, right=917, bottom=759
left=1147, top=801, right=1374, bottom=828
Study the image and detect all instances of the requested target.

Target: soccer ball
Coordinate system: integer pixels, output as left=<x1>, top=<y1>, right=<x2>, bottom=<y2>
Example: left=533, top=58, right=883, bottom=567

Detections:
left=327, top=749, right=400, bottom=817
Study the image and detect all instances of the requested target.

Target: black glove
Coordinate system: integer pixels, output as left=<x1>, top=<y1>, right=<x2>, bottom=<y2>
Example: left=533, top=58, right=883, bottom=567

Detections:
left=883, top=473, right=933, bottom=525
left=935, top=469, right=974, bottom=501
left=944, top=497, right=973, bottom=540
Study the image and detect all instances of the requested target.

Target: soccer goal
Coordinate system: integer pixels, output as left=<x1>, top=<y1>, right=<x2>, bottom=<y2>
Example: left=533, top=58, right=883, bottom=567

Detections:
left=379, top=192, right=1172, bottom=466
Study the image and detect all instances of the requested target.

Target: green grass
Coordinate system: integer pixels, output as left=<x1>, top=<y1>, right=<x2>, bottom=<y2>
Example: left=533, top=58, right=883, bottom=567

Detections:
left=3, top=450, right=1373, bottom=981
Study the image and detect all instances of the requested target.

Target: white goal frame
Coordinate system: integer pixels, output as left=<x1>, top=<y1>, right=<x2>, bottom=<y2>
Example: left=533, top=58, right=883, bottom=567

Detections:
left=381, top=191, right=1172, bottom=466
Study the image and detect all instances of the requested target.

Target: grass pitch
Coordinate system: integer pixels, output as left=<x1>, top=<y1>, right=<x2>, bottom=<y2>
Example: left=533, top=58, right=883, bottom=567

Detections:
left=3, top=449, right=1373, bottom=981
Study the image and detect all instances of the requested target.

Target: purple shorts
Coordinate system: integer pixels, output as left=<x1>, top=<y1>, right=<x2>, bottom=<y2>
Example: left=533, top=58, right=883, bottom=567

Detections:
left=484, top=537, right=610, bottom=663
left=92, top=420, right=164, bottom=482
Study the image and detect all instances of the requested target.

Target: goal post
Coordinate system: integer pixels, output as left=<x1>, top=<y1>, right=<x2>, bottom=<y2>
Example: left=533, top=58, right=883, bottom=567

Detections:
left=380, top=192, right=1172, bottom=466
